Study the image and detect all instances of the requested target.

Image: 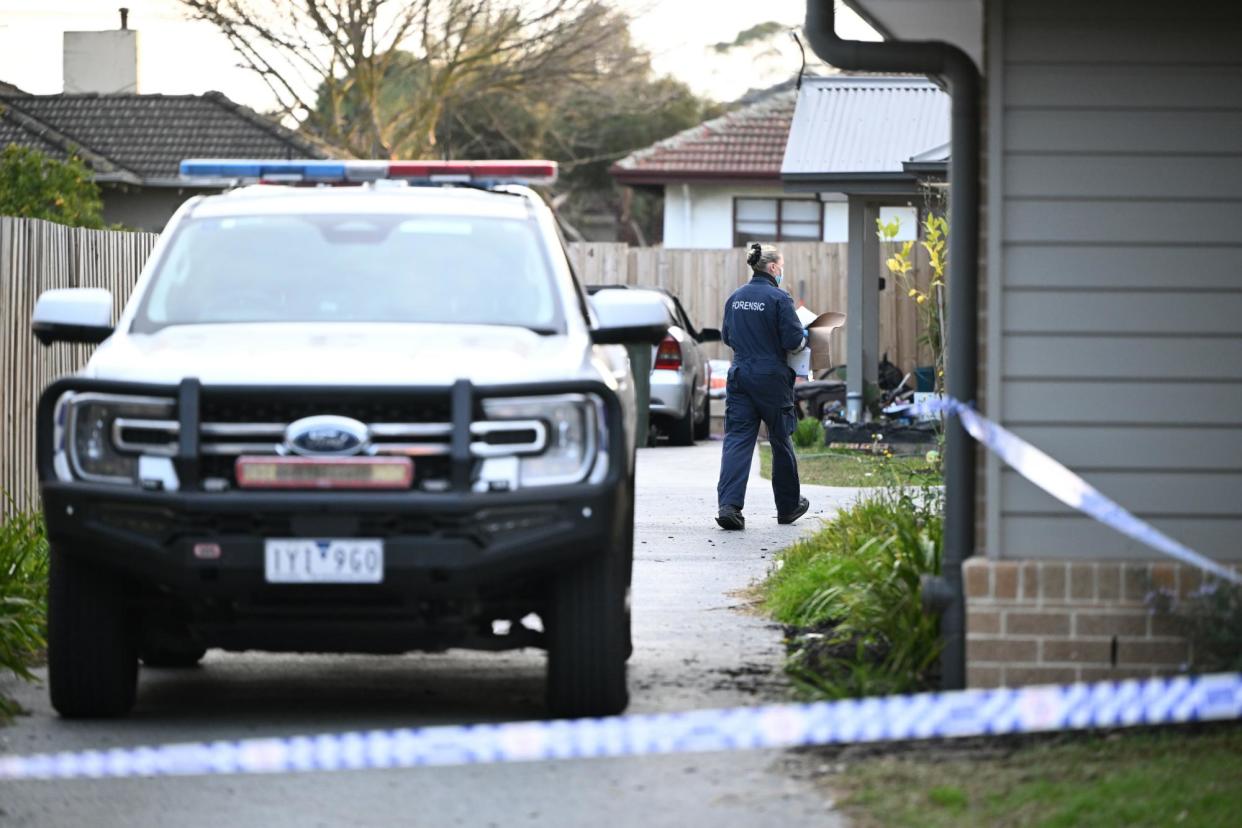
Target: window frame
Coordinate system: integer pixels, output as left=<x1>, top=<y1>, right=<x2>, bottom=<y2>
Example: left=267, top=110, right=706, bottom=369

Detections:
left=731, top=196, right=824, bottom=247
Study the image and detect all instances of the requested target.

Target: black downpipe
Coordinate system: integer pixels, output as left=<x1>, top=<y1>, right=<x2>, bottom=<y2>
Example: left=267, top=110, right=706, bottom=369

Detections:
left=804, top=1, right=980, bottom=690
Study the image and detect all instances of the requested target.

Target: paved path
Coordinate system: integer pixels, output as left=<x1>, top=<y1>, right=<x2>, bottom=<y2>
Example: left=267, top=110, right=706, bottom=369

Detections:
left=0, top=443, right=861, bottom=828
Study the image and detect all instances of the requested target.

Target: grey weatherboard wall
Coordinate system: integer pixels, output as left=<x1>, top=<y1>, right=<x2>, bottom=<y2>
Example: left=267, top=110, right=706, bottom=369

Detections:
left=987, top=0, right=1242, bottom=561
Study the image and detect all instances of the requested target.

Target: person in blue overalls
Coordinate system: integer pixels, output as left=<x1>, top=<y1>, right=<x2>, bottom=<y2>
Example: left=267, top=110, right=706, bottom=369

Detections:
left=715, top=243, right=810, bottom=530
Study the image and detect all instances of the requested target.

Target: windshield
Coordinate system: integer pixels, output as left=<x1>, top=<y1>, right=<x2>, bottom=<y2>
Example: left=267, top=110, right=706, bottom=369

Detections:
left=131, top=213, right=562, bottom=333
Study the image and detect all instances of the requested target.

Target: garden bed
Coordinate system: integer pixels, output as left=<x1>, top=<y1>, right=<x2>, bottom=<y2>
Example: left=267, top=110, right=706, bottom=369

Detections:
left=763, top=487, right=943, bottom=699
left=759, top=444, right=941, bottom=488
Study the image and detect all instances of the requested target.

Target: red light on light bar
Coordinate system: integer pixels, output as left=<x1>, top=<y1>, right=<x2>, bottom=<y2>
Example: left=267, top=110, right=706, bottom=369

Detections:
left=180, top=158, right=557, bottom=185
left=387, top=160, right=557, bottom=183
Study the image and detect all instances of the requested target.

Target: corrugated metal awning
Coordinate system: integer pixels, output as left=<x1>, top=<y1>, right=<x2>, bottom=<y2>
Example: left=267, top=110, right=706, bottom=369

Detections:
left=781, top=76, right=951, bottom=181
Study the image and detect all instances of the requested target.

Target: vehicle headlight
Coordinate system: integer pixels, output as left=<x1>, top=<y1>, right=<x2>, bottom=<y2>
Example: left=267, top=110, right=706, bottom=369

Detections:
left=480, top=394, right=607, bottom=487
left=57, top=393, right=177, bottom=484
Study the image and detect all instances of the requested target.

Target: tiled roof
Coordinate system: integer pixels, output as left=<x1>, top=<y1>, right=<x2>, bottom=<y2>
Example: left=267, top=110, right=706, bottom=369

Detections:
left=0, top=111, right=64, bottom=158
left=610, top=88, right=797, bottom=184
left=0, top=91, right=327, bottom=184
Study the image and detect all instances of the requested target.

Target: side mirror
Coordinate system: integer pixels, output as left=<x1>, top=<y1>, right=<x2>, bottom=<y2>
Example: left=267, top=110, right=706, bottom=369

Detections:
left=32, top=288, right=115, bottom=346
left=590, top=290, right=671, bottom=346
left=696, top=327, right=722, bottom=344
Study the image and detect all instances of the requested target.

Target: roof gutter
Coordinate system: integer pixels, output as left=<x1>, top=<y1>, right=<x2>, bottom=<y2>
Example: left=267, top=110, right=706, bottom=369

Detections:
left=805, top=0, right=980, bottom=691
left=609, top=169, right=784, bottom=186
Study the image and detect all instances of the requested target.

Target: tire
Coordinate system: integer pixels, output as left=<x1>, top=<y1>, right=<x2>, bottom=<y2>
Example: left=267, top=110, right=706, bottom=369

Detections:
left=668, top=395, right=696, bottom=446
left=623, top=479, right=635, bottom=661
left=546, top=528, right=629, bottom=718
left=693, top=392, right=711, bottom=441
left=141, top=641, right=207, bottom=669
left=48, top=547, right=138, bottom=718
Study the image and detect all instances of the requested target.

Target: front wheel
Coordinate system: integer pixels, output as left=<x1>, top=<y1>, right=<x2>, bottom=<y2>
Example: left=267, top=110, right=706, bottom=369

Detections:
left=48, top=547, right=138, bottom=718
left=693, top=392, right=711, bottom=441
left=546, top=542, right=629, bottom=718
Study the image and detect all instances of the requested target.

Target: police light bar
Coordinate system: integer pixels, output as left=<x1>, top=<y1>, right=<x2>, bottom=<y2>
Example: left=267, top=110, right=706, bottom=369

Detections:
left=179, top=159, right=557, bottom=185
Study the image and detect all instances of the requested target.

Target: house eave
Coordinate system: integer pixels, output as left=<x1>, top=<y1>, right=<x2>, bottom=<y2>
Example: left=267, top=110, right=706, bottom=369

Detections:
left=610, top=169, right=783, bottom=187
left=902, top=161, right=949, bottom=178
left=98, top=176, right=231, bottom=189
left=840, top=0, right=984, bottom=72
left=781, top=171, right=923, bottom=196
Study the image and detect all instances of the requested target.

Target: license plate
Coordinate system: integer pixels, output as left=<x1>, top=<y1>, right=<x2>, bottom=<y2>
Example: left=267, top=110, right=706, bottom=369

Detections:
left=236, top=457, right=413, bottom=490
left=264, top=539, right=384, bottom=584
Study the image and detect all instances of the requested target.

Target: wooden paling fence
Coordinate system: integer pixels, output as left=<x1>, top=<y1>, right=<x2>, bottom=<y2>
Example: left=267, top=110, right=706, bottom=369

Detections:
left=1, top=220, right=930, bottom=513
left=566, top=241, right=932, bottom=368
left=0, top=218, right=159, bottom=512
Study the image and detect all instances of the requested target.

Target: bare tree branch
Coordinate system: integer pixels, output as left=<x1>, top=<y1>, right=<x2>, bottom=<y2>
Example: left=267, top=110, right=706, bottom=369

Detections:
left=179, top=0, right=632, bottom=159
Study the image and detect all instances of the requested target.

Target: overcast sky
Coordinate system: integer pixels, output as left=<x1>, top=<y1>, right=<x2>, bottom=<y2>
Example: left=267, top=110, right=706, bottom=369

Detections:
left=0, top=0, right=878, bottom=109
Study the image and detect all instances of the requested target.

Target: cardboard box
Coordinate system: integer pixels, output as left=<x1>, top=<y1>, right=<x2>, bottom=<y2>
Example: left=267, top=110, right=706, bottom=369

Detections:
left=787, top=305, right=846, bottom=376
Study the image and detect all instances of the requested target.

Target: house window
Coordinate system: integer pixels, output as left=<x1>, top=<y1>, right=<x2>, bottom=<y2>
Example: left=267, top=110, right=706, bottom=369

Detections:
left=733, top=198, right=823, bottom=247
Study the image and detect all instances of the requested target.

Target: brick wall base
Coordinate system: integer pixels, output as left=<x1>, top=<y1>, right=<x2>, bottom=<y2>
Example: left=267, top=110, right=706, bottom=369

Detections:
left=963, top=559, right=1217, bottom=687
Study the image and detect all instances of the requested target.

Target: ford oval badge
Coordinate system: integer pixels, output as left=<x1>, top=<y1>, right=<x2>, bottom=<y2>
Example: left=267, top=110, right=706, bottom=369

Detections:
left=285, top=415, right=370, bottom=457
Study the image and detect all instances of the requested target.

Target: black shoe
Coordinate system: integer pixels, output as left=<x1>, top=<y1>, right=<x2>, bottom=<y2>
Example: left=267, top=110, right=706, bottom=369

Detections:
left=716, top=505, right=745, bottom=531
left=778, top=497, right=810, bottom=525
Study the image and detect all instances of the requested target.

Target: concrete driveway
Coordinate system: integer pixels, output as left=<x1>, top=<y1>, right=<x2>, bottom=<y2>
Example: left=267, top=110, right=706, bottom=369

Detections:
left=0, top=443, right=860, bottom=828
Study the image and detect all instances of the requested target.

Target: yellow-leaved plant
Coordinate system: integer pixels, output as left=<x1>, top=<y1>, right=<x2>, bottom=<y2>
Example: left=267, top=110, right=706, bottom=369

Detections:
left=878, top=213, right=947, bottom=395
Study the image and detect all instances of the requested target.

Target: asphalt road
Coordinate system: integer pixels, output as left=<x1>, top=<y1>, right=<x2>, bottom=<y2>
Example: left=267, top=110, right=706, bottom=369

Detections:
left=1, top=442, right=859, bottom=828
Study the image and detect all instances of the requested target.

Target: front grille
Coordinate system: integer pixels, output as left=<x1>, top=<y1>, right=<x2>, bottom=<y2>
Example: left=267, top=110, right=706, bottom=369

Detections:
left=200, top=394, right=454, bottom=426
left=108, top=391, right=554, bottom=493
left=179, top=512, right=296, bottom=537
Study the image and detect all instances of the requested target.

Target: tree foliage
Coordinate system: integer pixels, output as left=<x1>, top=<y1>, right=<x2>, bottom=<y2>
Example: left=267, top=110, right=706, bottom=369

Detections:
left=433, top=26, right=720, bottom=192
left=180, top=0, right=632, bottom=160
left=712, top=21, right=786, bottom=53
left=328, top=26, right=718, bottom=238
left=180, top=0, right=726, bottom=242
left=0, top=145, right=104, bottom=228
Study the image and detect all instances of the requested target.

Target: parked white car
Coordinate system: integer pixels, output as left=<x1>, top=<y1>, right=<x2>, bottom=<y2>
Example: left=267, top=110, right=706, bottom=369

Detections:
left=30, top=159, right=669, bottom=720
left=586, top=286, right=720, bottom=445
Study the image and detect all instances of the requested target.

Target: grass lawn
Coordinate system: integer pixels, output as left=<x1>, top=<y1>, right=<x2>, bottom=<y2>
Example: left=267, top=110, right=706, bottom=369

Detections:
left=833, top=726, right=1242, bottom=828
left=758, top=444, right=941, bottom=487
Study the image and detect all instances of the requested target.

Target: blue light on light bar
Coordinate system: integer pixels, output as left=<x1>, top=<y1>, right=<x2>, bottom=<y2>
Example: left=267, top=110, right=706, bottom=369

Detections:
left=179, top=159, right=348, bottom=181
left=179, top=158, right=558, bottom=185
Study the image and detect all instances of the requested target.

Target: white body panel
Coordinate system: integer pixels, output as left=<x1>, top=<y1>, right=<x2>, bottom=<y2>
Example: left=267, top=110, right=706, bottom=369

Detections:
left=85, top=323, right=600, bottom=387
left=70, top=181, right=637, bottom=454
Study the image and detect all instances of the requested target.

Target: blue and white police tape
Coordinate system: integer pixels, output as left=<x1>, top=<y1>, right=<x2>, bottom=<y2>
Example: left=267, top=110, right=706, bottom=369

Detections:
left=917, top=397, right=1242, bottom=586
left=1, top=672, right=1239, bottom=781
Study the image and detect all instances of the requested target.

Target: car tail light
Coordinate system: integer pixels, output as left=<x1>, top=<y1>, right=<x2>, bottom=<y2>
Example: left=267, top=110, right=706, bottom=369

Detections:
left=655, top=335, right=682, bottom=370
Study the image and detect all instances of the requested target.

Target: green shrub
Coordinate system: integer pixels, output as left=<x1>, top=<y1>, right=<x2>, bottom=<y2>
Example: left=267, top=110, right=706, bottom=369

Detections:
left=765, top=486, right=943, bottom=698
left=0, top=145, right=104, bottom=228
left=792, top=417, right=824, bottom=449
left=0, top=507, right=49, bottom=719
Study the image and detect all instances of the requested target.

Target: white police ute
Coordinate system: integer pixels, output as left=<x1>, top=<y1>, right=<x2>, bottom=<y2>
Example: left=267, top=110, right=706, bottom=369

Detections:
left=30, top=159, right=670, bottom=719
